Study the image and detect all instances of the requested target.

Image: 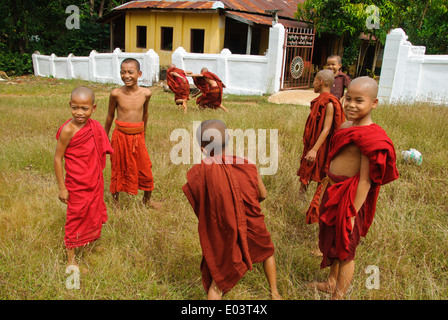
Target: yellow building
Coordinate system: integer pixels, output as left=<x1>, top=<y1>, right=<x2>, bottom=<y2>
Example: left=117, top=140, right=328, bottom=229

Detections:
left=100, top=0, right=306, bottom=67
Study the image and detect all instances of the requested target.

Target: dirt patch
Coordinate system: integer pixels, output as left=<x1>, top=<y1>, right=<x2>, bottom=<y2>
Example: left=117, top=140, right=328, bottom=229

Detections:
left=268, top=89, right=318, bottom=106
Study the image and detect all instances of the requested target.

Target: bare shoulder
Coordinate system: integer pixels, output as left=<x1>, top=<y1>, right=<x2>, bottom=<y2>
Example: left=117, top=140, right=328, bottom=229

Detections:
left=340, top=121, right=353, bottom=129
left=110, top=87, right=122, bottom=97
left=58, top=120, right=77, bottom=141
left=141, top=86, right=152, bottom=97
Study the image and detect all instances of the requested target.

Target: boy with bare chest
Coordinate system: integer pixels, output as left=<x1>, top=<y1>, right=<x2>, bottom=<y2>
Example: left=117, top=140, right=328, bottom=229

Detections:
left=309, top=77, right=399, bottom=299
left=105, top=58, right=161, bottom=209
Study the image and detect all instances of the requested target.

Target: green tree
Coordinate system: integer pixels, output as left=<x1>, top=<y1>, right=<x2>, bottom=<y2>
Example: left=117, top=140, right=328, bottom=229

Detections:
left=0, top=0, right=122, bottom=75
left=296, top=0, right=400, bottom=76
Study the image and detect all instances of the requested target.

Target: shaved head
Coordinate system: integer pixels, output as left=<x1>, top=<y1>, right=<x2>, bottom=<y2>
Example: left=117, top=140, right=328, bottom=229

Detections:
left=348, top=76, right=378, bottom=100
left=316, top=69, right=335, bottom=87
left=168, top=63, right=175, bottom=69
left=327, top=55, right=342, bottom=64
left=197, top=119, right=229, bottom=155
left=121, top=58, right=140, bottom=71
left=201, top=67, right=208, bottom=73
left=71, top=86, right=95, bottom=104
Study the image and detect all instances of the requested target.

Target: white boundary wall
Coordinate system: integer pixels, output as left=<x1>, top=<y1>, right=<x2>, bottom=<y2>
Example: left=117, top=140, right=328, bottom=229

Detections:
left=171, top=23, right=285, bottom=95
left=32, top=48, right=159, bottom=86
left=379, top=28, right=448, bottom=105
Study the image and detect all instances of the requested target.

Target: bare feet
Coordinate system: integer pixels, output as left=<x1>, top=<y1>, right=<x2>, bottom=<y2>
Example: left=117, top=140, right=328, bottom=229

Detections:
left=271, top=292, right=282, bottom=300
left=310, top=248, right=323, bottom=257
left=307, top=281, right=335, bottom=294
left=207, top=280, right=222, bottom=300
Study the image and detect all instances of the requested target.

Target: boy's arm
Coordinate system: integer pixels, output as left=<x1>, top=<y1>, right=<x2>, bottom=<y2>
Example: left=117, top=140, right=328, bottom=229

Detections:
left=305, top=102, right=334, bottom=162
left=104, top=90, right=117, bottom=138
left=143, top=89, right=151, bottom=133
left=170, top=71, right=188, bottom=82
left=257, top=171, right=267, bottom=203
left=54, top=126, right=72, bottom=204
left=351, top=154, right=372, bottom=229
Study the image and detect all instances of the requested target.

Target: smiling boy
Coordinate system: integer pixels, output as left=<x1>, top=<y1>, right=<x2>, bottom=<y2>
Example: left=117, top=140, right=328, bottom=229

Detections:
left=309, top=77, right=399, bottom=299
left=54, top=86, right=113, bottom=267
left=104, top=58, right=161, bottom=209
left=326, top=55, right=351, bottom=100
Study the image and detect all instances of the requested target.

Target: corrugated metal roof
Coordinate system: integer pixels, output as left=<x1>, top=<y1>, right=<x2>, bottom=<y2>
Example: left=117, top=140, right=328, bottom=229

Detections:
left=113, top=0, right=304, bottom=20
left=226, top=11, right=307, bottom=28
left=114, top=1, right=217, bottom=11
left=107, top=1, right=307, bottom=27
left=220, top=0, right=304, bottom=20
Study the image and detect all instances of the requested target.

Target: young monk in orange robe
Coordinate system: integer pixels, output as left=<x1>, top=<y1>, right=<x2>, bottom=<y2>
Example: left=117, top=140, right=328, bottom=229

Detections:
left=104, top=58, right=161, bottom=209
left=309, top=76, right=399, bottom=300
left=166, top=64, right=190, bottom=113
left=54, top=86, right=113, bottom=267
left=182, top=119, right=281, bottom=300
left=297, top=69, right=345, bottom=225
left=188, top=68, right=228, bottom=112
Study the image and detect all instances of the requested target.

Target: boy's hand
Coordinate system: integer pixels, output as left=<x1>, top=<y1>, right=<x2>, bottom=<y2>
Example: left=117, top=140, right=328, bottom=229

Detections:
left=59, top=189, right=69, bottom=204
left=305, top=149, right=317, bottom=163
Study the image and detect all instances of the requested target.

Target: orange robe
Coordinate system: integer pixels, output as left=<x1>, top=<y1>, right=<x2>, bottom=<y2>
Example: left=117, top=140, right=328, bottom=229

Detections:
left=192, top=71, right=225, bottom=109
left=319, top=124, right=399, bottom=268
left=56, top=119, right=113, bottom=249
left=297, top=92, right=345, bottom=224
left=166, top=67, right=190, bottom=101
left=182, top=155, right=275, bottom=294
left=110, top=120, right=154, bottom=195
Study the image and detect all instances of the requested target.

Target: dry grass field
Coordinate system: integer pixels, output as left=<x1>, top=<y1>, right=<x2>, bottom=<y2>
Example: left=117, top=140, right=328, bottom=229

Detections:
left=0, top=76, right=447, bottom=300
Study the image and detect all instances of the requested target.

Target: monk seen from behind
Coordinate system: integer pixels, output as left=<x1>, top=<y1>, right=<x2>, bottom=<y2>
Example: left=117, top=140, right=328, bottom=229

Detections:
left=105, top=58, right=162, bottom=209
left=309, top=76, right=399, bottom=300
left=182, top=120, right=281, bottom=300
left=54, top=86, right=113, bottom=268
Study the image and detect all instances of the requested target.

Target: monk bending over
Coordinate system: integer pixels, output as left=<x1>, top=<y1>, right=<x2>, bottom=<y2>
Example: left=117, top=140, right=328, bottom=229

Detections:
left=187, top=68, right=228, bottom=112
left=54, top=86, right=113, bottom=267
left=166, top=64, right=190, bottom=113
left=182, top=119, right=281, bottom=300
left=309, top=77, right=399, bottom=299
left=105, top=58, right=161, bottom=209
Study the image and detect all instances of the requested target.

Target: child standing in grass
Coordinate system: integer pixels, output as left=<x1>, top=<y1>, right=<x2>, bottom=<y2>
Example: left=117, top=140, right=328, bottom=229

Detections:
left=297, top=69, right=345, bottom=227
left=104, top=58, right=162, bottom=209
left=54, top=86, right=113, bottom=267
left=309, top=77, right=399, bottom=299
left=326, top=55, right=351, bottom=101
left=182, top=119, right=281, bottom=300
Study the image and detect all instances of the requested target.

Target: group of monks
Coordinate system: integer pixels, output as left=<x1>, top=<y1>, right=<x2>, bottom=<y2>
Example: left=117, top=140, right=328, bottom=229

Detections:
left=54, top=54, right=399, bottom=301
left=166, top=64, right=228, bottom=113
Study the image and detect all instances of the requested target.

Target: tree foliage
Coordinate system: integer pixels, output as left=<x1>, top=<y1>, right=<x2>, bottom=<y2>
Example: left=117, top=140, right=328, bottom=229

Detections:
left=0, top=0, right=124, bottom=75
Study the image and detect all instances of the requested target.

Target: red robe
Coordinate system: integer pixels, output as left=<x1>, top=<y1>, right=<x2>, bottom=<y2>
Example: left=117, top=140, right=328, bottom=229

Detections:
left=192, top=71, right=226, bottom=109
left=166, top=67, right=190, bottom=101
left=56, top=119, right=113, bottom=249
left=182, top=155, right=275, bottom=294
left=110, top=120, right=154, bottom=195
left=319, top=124, right=399, bottom=268
left=297, top=92, right=345, bottom=224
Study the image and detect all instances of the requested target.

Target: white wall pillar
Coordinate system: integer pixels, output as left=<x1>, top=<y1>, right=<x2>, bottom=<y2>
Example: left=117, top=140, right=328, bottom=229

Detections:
left=265, top=23, right=285, bottom=94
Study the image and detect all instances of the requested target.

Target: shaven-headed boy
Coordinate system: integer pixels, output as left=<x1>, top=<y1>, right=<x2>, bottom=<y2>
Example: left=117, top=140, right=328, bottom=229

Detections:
left=105, top=58, right=161, bottom=209
left=182, top=119, right=281, bottom=300
left=326, top=55, right=351, bottom=100
left=309, top=77, right=399, bottom=299
left=297, top=69, right=345, bottom=227
left=54, top=86, right=113, bottom=267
